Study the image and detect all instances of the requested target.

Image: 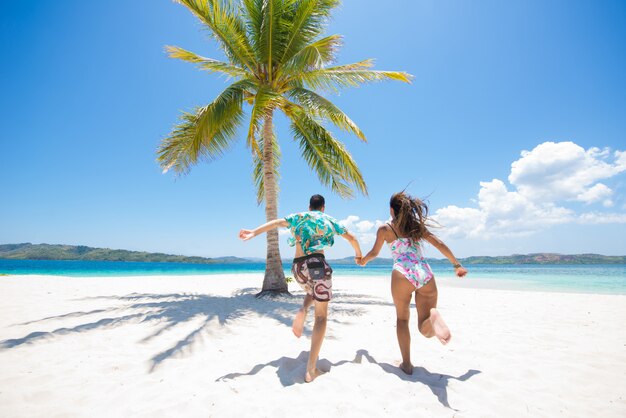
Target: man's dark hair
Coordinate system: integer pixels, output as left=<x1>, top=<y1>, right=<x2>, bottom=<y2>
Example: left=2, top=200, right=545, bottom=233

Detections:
left=309, top=194, right=325, bottom=210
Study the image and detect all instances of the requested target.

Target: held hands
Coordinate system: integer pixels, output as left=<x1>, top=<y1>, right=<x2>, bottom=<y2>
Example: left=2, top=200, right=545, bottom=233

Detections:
left=238, top=229, right=256, bottom=241
left=355, top=256, right=367, bottom=266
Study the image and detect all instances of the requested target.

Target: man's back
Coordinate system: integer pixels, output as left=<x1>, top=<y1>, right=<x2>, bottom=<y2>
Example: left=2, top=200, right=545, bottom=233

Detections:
left=285, top=210, right=346, bottom=256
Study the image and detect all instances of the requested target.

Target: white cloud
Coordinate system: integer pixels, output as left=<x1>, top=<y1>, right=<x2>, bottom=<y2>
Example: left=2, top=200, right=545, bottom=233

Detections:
left=339, top=216, right=387, bottom=245
left=576, top=183, right=613, bottom=206
left=616, top=150, right=626, bottom=170
left=508, top=141, right=625, bottom=204
left=577, top=212, right=626, bottom=224
left=433, top=206, right=485, bottom=238
left=433, top=141, right=626, bottom=239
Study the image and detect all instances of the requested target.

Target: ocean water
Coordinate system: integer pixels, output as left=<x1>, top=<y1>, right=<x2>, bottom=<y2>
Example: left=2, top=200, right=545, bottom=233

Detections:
left=1, top=259, right=625, bottom=295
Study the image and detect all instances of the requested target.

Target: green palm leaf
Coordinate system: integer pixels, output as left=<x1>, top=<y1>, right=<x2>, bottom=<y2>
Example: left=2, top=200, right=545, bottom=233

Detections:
left=287, top=87, right=365, bottom=140
left=282, top=102, right=367, bottom=198
left=260, top=0, right=280, bottom=81
left=277, top=0, right=339, bottom=65
left=165, top=45, right=250, bottom=78
left=278, top=34, right=342, bottom=78
left=298, top=59, right=413, bottom=92
left=175, top=0, right=257, bottom=73
left=158, top=79, right=254, bottom=174
left=242, top=0, right=263, bottom=56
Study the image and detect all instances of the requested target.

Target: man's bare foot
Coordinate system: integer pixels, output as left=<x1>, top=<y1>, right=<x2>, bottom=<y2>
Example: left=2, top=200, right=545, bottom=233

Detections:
left=399, top=362, right=414, bottom=375
left=429, top=308, right=451, bottom=344
left=304, top=368, right=323, bottom=383
left=292, top=309, right=306, bottom=338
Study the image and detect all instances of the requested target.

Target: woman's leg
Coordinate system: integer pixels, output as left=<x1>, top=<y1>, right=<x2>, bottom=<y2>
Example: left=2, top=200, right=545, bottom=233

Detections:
left=305, top=300, right=328, bottom=382
left=391, top=270, right=416, bottom=374
left=415, top=278, right=451, bottom=344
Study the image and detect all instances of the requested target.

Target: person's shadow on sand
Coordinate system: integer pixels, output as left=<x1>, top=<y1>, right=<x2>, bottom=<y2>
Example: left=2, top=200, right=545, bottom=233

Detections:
left=217, top=348, right=480, bottom=409
left=351, top=349, right=481, bottom=410
left=217, top=350, right=316, bottom=386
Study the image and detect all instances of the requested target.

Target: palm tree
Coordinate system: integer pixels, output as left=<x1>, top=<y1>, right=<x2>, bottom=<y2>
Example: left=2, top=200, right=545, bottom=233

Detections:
left=158, top=0, right=412, bottom=296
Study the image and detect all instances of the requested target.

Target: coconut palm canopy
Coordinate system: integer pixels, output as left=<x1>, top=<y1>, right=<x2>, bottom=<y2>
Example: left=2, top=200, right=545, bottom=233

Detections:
left=157, top=0, right=412, bottom=294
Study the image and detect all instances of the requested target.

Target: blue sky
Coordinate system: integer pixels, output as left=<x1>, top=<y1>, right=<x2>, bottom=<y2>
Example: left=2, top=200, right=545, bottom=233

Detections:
left=1, top=0, right=625, bottom=259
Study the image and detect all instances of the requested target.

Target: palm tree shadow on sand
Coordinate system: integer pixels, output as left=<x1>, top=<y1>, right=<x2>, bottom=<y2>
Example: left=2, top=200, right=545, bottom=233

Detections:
left=1, top=288, right=296, bottom=372
left=0, top=290, right=383, bottom=373
left=217, top=349, right=480, bottom=410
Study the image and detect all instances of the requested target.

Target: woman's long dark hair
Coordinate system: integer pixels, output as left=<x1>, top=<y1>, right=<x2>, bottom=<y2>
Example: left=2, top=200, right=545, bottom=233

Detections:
left=390, top=192, right=432, bottom=241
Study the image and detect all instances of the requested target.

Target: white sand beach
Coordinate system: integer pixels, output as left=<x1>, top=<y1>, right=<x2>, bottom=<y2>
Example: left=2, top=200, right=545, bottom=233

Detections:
left=1, top=274, right=625, bottom=417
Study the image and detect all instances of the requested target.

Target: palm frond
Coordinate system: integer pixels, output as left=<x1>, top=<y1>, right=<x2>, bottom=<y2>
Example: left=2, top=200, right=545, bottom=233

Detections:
left=278, top=0, right=340, bottom=65
left=165, top=45, right=250, bottom=78
left=286, top=87, right=365, bottom=141
left=252, top=128, right=281, bottom=204
left=278, top=34, right=342, bottom=78
left=257, top=0, right=291, bottom=81
left=282, top=102, right=367, bottom=198
left=296, top=59, right=413, bottom=92
left=242, top=0, right=264, bottom=57
left=175, top=0, right=257, bottom=74
left=158, top=79, right=254, bottom=174
left=156, top=112, right=200, bottom=175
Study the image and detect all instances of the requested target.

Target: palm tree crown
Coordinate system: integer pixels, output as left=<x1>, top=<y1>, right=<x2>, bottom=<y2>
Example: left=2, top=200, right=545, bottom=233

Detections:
left=158, top=0, right=412, bottom=198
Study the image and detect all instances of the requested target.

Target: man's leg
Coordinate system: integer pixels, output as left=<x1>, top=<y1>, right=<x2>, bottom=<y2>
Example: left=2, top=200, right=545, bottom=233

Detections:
left=292, top=294, right=314, bottom=338
left=305, top=300, right=328, bottom=382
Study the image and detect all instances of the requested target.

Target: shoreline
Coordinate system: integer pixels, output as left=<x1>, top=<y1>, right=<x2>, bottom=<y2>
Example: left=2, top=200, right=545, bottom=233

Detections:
left=2, top=272, right=626, bottom=297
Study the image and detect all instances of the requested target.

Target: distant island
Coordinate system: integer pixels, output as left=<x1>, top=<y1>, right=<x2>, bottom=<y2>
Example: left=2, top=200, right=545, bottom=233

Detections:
left=0, top=243, right=250, bottom=264
left=330, top=254, right=626, bottom=265
left=1, top=243, right=625, bottom=265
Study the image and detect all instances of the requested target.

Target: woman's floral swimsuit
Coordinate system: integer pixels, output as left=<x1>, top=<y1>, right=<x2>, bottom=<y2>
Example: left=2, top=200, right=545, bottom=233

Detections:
left=388, top=224, right=434, bottom=289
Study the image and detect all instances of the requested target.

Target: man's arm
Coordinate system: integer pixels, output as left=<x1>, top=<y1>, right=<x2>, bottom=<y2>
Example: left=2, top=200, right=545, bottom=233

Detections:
left=360, top=226, right=387, bottom=266
left=340, top=231, right=362, bottom=260
left=239, top=218, right=289, bottom=241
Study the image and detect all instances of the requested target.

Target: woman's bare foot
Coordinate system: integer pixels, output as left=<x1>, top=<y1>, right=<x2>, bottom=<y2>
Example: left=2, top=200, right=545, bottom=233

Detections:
left=304, top=368, right=323, bottom=383
left=292, top=309, right=306, bottom=338
left=399, top=362, right=414, bottom=375
left=429, top=308, right=451, bottom=344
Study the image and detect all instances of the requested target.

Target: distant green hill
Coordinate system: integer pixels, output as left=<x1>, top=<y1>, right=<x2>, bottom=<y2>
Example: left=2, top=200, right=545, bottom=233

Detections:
left=1, top=243, right=624, bottom=265
left=329, top=253, right=626, bottom=265
left=0, top=243, right=249, bottom=264
left=444, top=253, right=626, bottom=265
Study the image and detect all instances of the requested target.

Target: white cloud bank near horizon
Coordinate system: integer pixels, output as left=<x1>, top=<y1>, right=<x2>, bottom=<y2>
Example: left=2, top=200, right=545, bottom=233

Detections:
left=434, top=141, right=626, bottom=239
left=337, top=142, right=626, bottom=244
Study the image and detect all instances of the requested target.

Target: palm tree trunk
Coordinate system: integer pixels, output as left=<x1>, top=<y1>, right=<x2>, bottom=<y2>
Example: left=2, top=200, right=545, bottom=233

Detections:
left=258, top=111, right=288, bottom=297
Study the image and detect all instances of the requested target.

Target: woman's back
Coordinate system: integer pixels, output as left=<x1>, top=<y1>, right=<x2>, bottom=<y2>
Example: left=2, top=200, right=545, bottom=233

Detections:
left=386, top=223, right=427, bottom=263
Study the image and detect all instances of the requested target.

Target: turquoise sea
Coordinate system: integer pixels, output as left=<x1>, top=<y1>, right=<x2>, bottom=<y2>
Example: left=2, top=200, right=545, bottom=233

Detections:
left=1, top=259, right=626, bottom=295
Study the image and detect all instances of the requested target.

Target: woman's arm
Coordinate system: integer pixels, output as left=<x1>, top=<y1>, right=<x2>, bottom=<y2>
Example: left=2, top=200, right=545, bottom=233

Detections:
left=360, top=226, right=388, bottom=266
left=239, top=218, right=289, bottom=241
left=424, top=230, right=467, bottom=277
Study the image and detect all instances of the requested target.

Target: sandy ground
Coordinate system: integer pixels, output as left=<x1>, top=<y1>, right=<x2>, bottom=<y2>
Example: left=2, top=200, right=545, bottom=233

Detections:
left=0, top=274, right=625, bottom=417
